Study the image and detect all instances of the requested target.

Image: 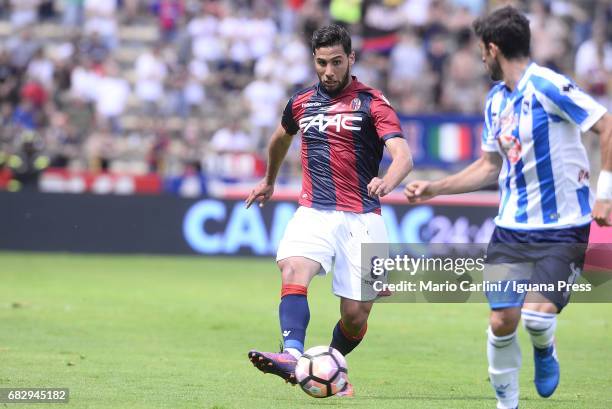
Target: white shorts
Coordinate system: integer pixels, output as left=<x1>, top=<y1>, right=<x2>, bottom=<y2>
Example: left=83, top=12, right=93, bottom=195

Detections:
left=276, top=206, right=389, bottom=301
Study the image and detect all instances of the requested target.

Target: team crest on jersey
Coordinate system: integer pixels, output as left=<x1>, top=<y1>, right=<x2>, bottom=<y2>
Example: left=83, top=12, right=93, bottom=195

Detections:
left=498, top=134, right=522, bottom=164
left=350, top=97, right=361, bottom=111
left=522, top=98, right=530, bottom=114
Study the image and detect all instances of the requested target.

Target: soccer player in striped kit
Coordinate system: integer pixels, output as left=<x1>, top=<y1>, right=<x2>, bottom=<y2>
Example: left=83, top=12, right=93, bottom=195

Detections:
left=405, top=6, right=612, bottom=409
left=245, top=24, right=412, bottom=395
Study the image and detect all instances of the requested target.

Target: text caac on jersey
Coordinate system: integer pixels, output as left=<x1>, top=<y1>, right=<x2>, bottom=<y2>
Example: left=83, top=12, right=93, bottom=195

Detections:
left=281, top=77, right=404, bottom=214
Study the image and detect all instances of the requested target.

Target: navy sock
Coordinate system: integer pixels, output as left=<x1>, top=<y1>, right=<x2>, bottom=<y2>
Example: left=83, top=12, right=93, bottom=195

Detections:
left=330, top=320, right=367, bottom=356
left=279, top=284, right=309, bottom=353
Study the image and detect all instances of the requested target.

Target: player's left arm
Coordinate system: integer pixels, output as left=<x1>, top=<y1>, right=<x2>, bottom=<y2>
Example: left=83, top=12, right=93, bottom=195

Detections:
left=591, top=112, right=612, bottom=226
left=367, top=137, right=413, bottom=197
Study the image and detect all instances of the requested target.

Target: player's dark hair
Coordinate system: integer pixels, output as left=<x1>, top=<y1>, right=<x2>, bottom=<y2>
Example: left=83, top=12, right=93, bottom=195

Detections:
left=472, top=6, right=530, bottom=59
left=311, top=24, right=352, bottom=55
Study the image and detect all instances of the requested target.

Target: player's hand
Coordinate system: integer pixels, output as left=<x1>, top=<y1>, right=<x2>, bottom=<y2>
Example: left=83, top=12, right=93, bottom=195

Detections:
left=404, top=180, right=436, bottom=203
left=245, top=180, right=274, bottom=209
left=592, top=199, right=612, bottom=226
left=367, top=177, right=392, bottom=197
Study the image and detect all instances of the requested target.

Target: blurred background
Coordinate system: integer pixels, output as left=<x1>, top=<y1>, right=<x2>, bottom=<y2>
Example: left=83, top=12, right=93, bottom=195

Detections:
left=0, top=4, right=610, bottom=406
left=0, top=0, right=610, bottom=194
left=0, top=0, right=610, bottom=255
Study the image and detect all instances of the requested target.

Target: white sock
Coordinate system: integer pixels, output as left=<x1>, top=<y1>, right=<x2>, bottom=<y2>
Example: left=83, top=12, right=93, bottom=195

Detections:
left=522, top=310, right=557, bottom=349
left=284, top=347, right=302, bottom=359
left=487, top=327, right=521, bottom=409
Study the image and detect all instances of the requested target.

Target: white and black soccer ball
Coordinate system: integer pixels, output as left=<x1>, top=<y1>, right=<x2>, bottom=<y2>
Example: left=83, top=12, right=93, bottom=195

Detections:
left=294, top=346, right=348, bottom=398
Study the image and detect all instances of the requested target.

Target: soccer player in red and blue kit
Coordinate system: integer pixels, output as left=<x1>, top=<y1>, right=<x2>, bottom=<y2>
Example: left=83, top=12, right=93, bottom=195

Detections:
left=245, top=24, right=412, bottom=396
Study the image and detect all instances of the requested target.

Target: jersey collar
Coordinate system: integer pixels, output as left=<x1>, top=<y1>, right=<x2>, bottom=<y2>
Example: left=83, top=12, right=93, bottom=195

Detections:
left=505, top=61, right=536, bottom=99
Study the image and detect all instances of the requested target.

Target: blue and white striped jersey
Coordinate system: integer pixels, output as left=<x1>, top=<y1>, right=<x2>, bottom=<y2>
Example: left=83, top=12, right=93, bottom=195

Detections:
left=482, top=62, right=607, bottom=230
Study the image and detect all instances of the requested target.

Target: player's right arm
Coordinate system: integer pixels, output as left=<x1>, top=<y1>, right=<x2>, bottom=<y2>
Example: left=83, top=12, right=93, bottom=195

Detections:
left=404, top=152, right=502, bottom=203
left=245, top=124, right=294, bottom=209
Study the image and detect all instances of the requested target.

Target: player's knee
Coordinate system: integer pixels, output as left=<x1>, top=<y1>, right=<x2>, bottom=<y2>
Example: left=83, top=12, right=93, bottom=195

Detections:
left=340, top=304, right=370, bottom=333
left=279, top=261, right=305, bottom=285
left=341, top=314, right=367, bottom=333
left=522, top=310, right=556, bottom=332
left=522, top=315, right=545, bottom=332
left=490, top=311, right=520, bottom=336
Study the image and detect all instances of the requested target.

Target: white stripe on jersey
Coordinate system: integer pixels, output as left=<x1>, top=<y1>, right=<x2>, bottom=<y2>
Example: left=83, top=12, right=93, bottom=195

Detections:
left=482, top=62, right=607, bottom=230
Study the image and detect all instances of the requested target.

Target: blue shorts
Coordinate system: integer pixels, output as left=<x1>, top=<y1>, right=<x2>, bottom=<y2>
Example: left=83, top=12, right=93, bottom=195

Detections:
left=484, top=224, right=590, bottom=311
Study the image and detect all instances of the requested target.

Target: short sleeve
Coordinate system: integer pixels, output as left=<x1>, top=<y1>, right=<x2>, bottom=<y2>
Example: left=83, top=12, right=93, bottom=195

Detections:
left=370, top=93, right=403, bottom=141
left=281, top=97, right=299, bottom=135
left=533, top=75, right=607, bottom=133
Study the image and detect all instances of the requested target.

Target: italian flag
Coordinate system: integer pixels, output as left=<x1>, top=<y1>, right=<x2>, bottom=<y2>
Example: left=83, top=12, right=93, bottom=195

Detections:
left=428, top=123, right=472, bottom=162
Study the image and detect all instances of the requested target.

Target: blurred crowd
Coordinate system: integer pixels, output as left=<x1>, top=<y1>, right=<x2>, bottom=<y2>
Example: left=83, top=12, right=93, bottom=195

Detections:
left=0, top=0, right=610, bottom=191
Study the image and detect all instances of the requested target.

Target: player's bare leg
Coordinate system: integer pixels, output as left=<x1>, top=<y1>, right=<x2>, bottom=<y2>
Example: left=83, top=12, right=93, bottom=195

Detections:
left=523, top=293, right=560, bottom=398
left=488, top=307, right=521, bottom=409
left=248, top=256, right=320, bottom=385
left=329, top=298, right=373, bottom=397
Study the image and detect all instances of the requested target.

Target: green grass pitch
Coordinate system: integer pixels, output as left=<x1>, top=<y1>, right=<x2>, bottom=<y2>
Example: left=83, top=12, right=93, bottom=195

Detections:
left=0, top=252, right=610, bottom=409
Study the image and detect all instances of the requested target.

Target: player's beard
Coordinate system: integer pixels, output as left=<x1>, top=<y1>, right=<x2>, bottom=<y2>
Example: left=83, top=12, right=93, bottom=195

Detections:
left=488, top=57, right=503, bottom=82
left=320, top=67, right=351, bottom=97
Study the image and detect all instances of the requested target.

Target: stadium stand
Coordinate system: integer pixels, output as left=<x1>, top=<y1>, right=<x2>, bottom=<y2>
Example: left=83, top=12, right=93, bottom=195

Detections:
left=0, top=0, right=609, bottom=195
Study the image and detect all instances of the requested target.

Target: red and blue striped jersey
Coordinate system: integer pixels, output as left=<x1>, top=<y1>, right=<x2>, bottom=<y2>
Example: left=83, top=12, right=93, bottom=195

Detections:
left=281, top=77, right=404, bottom=214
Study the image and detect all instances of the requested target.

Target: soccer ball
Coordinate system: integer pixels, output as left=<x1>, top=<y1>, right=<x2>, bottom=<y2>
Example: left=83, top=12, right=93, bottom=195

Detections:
left=294, top=346, right=348, bottom=398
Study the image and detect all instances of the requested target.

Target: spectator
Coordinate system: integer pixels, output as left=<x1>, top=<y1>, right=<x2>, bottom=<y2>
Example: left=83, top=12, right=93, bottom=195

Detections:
left=84, top=0, right=118, bottom=49
left=210, top=120, right=253, bottom=153
left=183, top=58, right=209, bottom=115
left=12, top=100, right=37, bottom=130
left=242, top=72, right=285, bottom=151
left=62, top=0, right=85, bottom=27
left=387, top=29, right=427, bottom=97
left=146, top=120, right=170, bottom=173
left=440, top=27, right=485, bottom=113
left=281, top=34, right=311, bottom=91
left=352, top=52, right=385, bottom=90
left=152, top=0, right=184, bottom=43
left=575, top=19, right=612, bottom=110
left=529, top=0, right=570, bottom=71
left=121, top=0, right=141, bottom=24
left=84, top=122, right=115, bottom=171
left=246, top=8, right=277, bottom=61
left=361, top=0, right=405, bottom=55
left=0, top=49, right=21, bottom=106
left=93, top=61, right=130, bottom=134
left=165, top=62, right=189, bottom=117
left=38, top=0, right=56, bottom=20
left=45, top=111, right=80, bottom=168
left=26, top=48, right=54, bottom=91
left=9, top=131, right=49, bottom=189
left=6, top=28, right=40, bottom=72
left=63, top=94, right=94, bottom=139
left=400, top=0, right=431, bottom=28
left=70, top=58, right=99, bottom=102
left=10, top=0, right=40, bottom=28
left=135, top=44, right=168, bottom=115
left=79, top=31, right=111, bottom=66
left=21, top=77, right=48, bottom=110
left=425, top=31, right=450, bottom=106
